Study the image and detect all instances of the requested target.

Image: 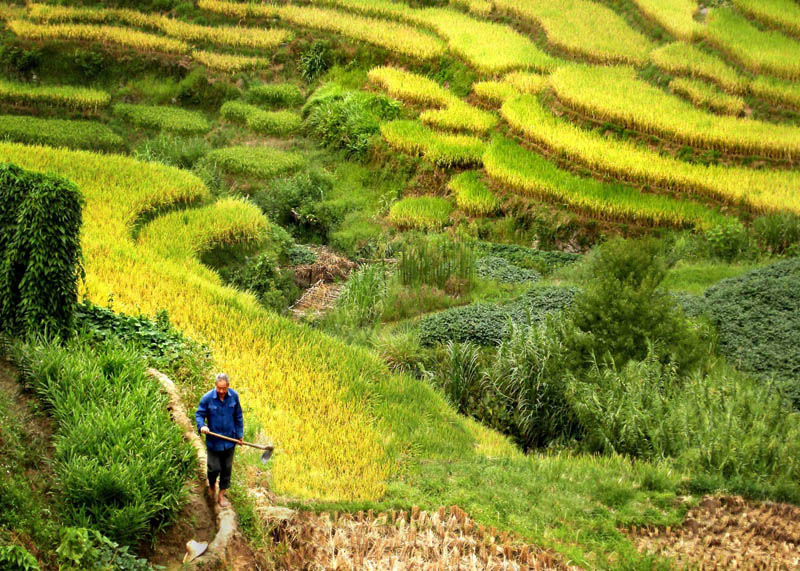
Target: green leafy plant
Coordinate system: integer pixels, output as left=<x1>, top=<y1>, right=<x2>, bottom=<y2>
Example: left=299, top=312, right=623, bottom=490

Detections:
left=0, top=545, right=39, bottom=571
left=300, top=40, right=332, bottom=82
left=0, top=164, right=83, bottom=339
left=704, top=218, right=751, bottom=261
left=56, top=527, right=153, bottom=571
left=229, top=252, right=299, bottom=312
left=752, top=211, right=800, bottom=255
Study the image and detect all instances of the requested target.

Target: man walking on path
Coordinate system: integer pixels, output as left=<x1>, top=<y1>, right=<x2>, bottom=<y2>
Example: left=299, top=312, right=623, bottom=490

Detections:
left=195, top=373, right=244, bottom=507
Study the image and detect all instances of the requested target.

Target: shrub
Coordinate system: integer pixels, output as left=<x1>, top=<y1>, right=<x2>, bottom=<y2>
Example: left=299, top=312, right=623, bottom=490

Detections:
left=397, top=234, right=475, bottom=295
left=704, top=218, right=751, bottom=261
left=388, top=196, right=453, bottom=231
left=703, top=258, right=800, bottom=403
left=12, top=339, right=195, bottom=546
left=752, top=211, right=800, bottom=255
left=304, top=84, right=400, bottom=158
left=205, top=146, right=305, bottom=179
left=0, top=115, right=123, bottom=151
left=56, top=527, right=153, bottom=571
left=0, top=545, right=39, bottom=571
left=476, top=256, right=539, bottom=284
left=248, top=83, right=304, bottom=108
left=287, top=243, right=317, bottom=265
left=0, top=164, right=83, bottom=339
left=112, top=103, right=209, bottom=134
left=229, top=251, right=299, bottom=312
left=567, top=352, right=800, bottom=501
left=419, top=286, right=577, bottom=346
left=300, top=40, right=332, bottom=82
left=252, top=169, right=332, bottom=230
left=473, top=240, right=581, bottom=274
left=570, top=237, right=708, bottom=372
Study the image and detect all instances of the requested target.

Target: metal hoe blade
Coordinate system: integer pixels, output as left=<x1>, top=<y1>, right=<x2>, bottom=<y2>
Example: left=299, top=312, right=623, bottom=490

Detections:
left=260, top=446, right=274, bottom=464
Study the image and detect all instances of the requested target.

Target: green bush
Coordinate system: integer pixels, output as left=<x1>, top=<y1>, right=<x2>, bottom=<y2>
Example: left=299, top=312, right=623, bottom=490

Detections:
left=328, top=213, right=383, bottom=258
left=205, top=146, right=305, bottom=179
left=476, top=256, right=540, bottom=283
left=229, top=252, right=299, bottom=312
left=0, top=545, right=39, bottom=571
left=304, top=84, right=400, bottom=158
left=56, top=527, right=152, bottom=571
left=300, top=41, right=332, bottom=82
left=247, top=83, right=304, bottom=108
left=567, top=352, right=800, bottom=502
left=418, top=286, right=578, bottom=346
left=134, top=134, right=210, bottom=169
left=752, top=211, right=800, bottom=255
left=703, top=257, right=800, bottom=403
left=113, top=103, right=210, bottom=134
left=0, top=164, right=83, bottom=339
left=287, top=243, right=317, bottom=265
left=398, top=234, right=475, bottom=295
left=252, top=169, right=332, bottom=230
left=704, top=218, right=751, bottom=261
left=12, top=339, right=195, bottom=546
left=0, top=115, right=123, bottom=151
left=570, top=238, right=707, bottom=373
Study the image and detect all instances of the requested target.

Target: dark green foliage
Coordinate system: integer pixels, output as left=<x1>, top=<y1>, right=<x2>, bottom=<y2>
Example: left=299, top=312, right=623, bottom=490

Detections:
left=473, top=240, right=581, bottom=274
left=56, top=527, right=153, bottom=571
left=287, top=244, right=317, bottom=265
left=300, top=41, right=332, bottom=82
left=70, top=49, right=108, bottom=82
left=0, top=43, right=42, bottom=79
left=134, top=134, right=211, bottom=169
left=0, top=545, right=39, bottom=571
left=0, top=164, right=83, bottom=339
left=570, top=238, right=706, bottom=373
left=74, top=301, right=205, bottom=371
left=303, top=84, right=400, bottom=158
left=752, top=211, right=800, bottom=255
left=229, top=252, right=300, bottom=312
left=475, top=256, right=540, bottom=283
left=703, top=257, right=800, bottom=403
left=398, top=234, right=475, bottom=296
left=252, top=169, right=332, bottom=233
left=247, top=83, right=304, bottom=108
left=12, top=338, right=195, bottom=547
left=419, top=286, right=578, bottom=346
left=0, top=115, right=123, bottom=151
left=176, top=68, right=240, bottom=109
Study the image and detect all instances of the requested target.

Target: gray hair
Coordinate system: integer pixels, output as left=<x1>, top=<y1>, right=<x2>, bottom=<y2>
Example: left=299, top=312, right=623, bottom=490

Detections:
left=215, top=373, right=229, bottom=386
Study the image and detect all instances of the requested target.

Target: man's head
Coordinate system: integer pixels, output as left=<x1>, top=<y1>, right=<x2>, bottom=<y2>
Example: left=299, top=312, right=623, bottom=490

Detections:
left=215, top=373, right=229, bottom=399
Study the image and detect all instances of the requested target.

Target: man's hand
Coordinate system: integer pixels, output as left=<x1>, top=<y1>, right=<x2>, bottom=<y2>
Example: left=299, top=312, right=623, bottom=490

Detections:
left=237, top=438, right=244, bottom=446
left=200, top=426, right=210, bottom=435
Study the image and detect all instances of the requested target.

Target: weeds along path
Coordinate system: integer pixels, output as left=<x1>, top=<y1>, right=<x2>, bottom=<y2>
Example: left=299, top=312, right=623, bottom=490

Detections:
left=0, top=142, right=510, bottom=504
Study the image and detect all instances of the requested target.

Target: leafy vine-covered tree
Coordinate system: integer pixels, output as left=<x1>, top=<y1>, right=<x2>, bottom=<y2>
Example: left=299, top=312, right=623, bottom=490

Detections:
left=0, top=163, right=83, bottom=339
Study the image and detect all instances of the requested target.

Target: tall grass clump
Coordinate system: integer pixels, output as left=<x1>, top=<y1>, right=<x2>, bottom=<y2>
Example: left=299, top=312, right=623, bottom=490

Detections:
left=330, top=263, right=389, bottom=328
left=247, top=83, right=304, bottom=108
left=304, top=84, right=400, bottom=158
left=112, top=103, right=210, bottom=134
left=388, top=196, right=453, bottom=231
left=12, top=338, right=195, bottom=546
left=397, top=233, right=475, bottom=295
left=567, top=352, right=800, bottom=502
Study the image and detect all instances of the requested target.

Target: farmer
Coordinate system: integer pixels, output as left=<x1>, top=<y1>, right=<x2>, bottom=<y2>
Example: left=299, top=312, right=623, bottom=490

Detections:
left=195, top=373, right=243, bottom=507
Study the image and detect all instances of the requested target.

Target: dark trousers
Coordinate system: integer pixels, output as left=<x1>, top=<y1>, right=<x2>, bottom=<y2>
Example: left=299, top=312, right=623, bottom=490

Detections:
left=207, top=447, right=235, bottom=490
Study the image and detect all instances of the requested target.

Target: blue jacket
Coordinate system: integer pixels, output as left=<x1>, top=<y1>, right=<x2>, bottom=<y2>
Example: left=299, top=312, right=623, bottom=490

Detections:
left=195, top=388, right=244, bottom=451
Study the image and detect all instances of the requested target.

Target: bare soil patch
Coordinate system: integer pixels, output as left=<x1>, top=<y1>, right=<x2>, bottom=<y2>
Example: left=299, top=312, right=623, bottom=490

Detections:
left=632, top=495, right=800, bottom=569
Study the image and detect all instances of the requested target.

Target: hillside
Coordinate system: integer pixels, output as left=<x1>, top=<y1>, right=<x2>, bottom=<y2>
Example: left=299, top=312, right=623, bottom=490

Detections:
left=0, top=0, right=799, bottom=568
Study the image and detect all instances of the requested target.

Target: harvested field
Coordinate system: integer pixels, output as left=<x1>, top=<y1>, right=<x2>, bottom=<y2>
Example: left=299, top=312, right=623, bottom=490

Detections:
left=632, top=495, right=800, bottom=569
left=273, top=506, right=571, bottom=570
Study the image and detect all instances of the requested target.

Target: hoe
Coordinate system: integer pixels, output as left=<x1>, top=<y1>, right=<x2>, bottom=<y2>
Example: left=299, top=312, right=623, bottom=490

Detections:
left=204, top=430, right=274, bottom=463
